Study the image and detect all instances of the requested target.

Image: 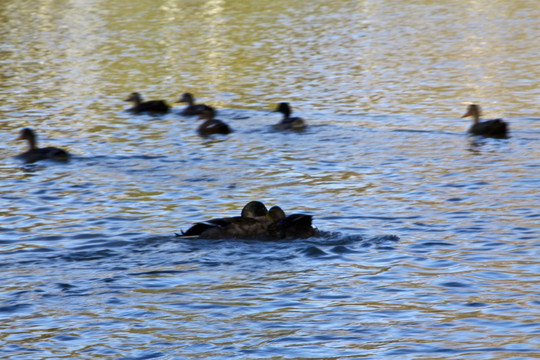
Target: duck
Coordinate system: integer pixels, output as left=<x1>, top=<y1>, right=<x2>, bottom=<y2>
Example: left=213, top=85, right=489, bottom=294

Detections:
left=16, top=128, right=70, bottom=163
left=461, top=104, right=508, bottom=138
left=196, top=108, right=231, bottom=136
left=274, top=102, right=307, bottom=130
left=176, top=93, right=215, bottom=116
left=124, top=92, right=170, bottom=114
left=177, top=201, right=272, bottom=239
left=266, top=206, right=317, bottom=239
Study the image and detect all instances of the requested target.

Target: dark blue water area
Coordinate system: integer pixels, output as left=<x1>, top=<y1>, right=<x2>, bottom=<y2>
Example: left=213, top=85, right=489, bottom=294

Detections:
left=1, top=106, right=539, bottom=358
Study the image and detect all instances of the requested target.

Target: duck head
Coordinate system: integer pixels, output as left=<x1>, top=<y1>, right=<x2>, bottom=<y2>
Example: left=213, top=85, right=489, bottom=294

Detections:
left=268, top=206, right=286, bottom=222
left=125, top=92, right=142, bottom=103
left=275, top=102, right=292, bottom=117
left=462, top=104, right=481, bottom=120
left=176, top=92, right=194, bottom=104
left=17, top=128, right=37, bottom=148
left=241, top=201, right=268, bottom=218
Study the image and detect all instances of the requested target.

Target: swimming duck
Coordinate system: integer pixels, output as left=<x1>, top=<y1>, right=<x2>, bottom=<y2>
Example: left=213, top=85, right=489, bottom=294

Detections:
left=461, top=104, right=508, bottom=138
left=274, top=102, right=307, bottom=130
left=176, top=93, right=215, bottom=116
left=16, top=128, right=70, bottom=163
left=196, top=108, right=231, bottom=136
left=178, top=201, right=271, bottom=239
left=267, top=206, right=317, bottom=239
left=124, top=92, right=170, bottom=114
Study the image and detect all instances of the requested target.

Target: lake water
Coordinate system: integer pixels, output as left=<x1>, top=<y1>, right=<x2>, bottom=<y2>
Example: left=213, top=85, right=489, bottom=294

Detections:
left=1, top=0, right=539, bottom=359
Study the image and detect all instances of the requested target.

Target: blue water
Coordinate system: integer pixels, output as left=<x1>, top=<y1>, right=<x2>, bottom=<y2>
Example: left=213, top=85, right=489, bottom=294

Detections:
left=1, top=1, right=539, bottom=359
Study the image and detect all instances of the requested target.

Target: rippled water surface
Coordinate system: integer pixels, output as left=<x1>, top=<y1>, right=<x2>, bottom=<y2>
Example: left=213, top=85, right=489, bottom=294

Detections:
left=1, top=0, right=539, bottom=359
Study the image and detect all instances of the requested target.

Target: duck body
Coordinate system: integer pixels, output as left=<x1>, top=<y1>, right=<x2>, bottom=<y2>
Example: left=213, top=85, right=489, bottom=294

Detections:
left=461, top=104, right=508, bottom=138
left=197, top=108, right=231, bottom=136
left=176, top=93, right=215, bottom=116
left=16, top=128, right=70, bottom=163
left=177, top=202, right=318, bottom=240
left=125, top=92, right=170, bottom=114
left=178, top=201, right=271, bottom=239
left=274, top=102, right=307, bottom=131
left=180, top=216, right=271, bottom=239
left=267, top=206, right=317, bottom=239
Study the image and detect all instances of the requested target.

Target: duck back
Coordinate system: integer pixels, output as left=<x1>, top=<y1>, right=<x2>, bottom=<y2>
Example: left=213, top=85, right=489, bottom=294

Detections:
left=470, top=119, right=508, bottom=138
left=18, top=147, right=70, bottom=163
left=198, top=119, right=231, bottom=136
left=130, top=100, right=170, bottom=114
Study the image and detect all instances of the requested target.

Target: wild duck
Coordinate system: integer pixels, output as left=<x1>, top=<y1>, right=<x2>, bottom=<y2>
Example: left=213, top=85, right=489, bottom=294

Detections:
left=16, top=128, right=70, bottom=163
left=274, top=102, right=307, bottom=130
left=176, top=93, right=215, bottom=116
left=461, top=104, right=508, bottom=138
left=196, top=108, right=231, bottom=136
left=267, top=206, right=317, bottom=239
left=124, top=92, right=170, bottom=114
left=178, top=201, right=271, bottom=239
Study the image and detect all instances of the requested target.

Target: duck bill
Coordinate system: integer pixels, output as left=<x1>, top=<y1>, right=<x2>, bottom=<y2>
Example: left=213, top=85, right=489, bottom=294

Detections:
left=461, top=111, right=471, bottom=118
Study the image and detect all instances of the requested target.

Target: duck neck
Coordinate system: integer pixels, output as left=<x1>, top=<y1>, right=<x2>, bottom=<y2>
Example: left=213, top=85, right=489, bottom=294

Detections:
left=27, top=136, right=37, bottom=150
left=472, top=113, right=480, bottom=125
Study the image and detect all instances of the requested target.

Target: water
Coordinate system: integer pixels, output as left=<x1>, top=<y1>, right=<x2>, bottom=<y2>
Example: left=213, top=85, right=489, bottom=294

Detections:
left=1, top=0, right=539, bottom=359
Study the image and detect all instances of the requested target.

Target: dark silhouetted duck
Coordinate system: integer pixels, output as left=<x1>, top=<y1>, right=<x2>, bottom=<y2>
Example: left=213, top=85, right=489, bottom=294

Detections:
left=177, top=201, right=271, bottom=239
left=274, top=102, right=307, bottom=130
left=124, top=92, right=170, bottom=114
left=16, top=128, right=70, bottom=163
left=176, top=92, right=215, bottom=116
left=461, top=104, right=508, bottom=138
left=197, top=108, right=231, bottom=136
left=267, top=206, right=317, bottom=239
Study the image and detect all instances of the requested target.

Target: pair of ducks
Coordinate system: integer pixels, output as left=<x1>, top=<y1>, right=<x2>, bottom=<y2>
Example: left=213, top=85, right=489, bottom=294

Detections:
left=124, top=92, right=214, bottom=116
left=177, top=201, right=317, bottom=240
left=125, top=92, right=306, bottom=136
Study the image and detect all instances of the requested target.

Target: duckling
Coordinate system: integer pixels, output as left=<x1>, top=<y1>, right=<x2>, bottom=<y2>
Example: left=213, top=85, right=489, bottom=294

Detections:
left=461, top=104, right=508, bottom=138
left=178, top=201, right=271, bottom=239
left=176, top=92, right=215, bottom=116
left=197, top=108, right=231, bottom=136
left=16, top=128, right=70, bottom=163
left=267, top=206, right=317, bottom=239
left=274, top=102, right=307, bottom=130
left=124, top=92, right=170, bottom=114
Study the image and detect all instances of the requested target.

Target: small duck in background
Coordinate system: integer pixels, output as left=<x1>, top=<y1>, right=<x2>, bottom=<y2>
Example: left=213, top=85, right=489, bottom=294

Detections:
left=197, top=108, right=231, bottom=136
left=176, top=92, right=215, bottom=116
left=16, top=128, right=70, bottom=163
left=124, top=92, right=170, bottom=114
left=177, top=201, right=271, bottom=239
left=267, top=206, right=317, bottom=239
left=461, top=104, right=508, bottom=138
left=274, top=102, right=307, bottom=131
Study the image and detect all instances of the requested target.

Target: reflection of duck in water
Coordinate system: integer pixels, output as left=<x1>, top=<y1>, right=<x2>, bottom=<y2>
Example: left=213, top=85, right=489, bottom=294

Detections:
left=274, top=102, right=307, bottom=130
left=196, top=108, right=231, bottom=136
left=176, top=93, right=215, bottom=116
left=177, top=201, right=271, bottom=239
left=461, top=104, right=508, bottom=138
left=267, top=206, right=317, bottom=239
left=16, top=128, right=70, bottom=163
left=124, top=92, right=170, bottom=114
